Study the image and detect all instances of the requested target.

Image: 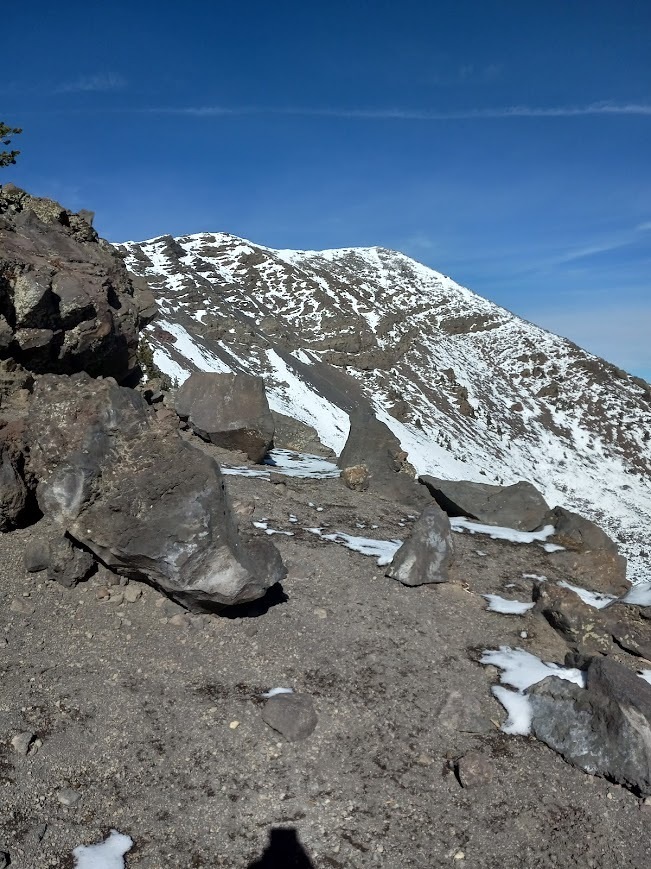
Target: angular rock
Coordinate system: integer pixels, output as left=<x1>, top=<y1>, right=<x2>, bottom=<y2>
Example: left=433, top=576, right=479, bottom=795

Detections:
left=419, top=476, right=550, bottom=532
left=337, top=408, right=425, bottom=506
left=529, top=656, right=651, bottom=795
left=0, top=445, right=27, bottom=530
left=544, top=507, right=628, bottom=596
left=261, top=693, right=318, bottom=741
left=175, top=372, right=274, bottom=462
left=47, top=534, right=95, bottom=588
left=386, top=504, right=453, bottom=586
left=0, top=184, right=150, bottom=381
left=25, top=373, right=284, bottom=609
left=341, top=464, right=370, bottom=492
left=23, top=538, right=50, bottom=572
left=533, top=582, right=613, bottom=656
left=271, top=410, right=334, bottom=457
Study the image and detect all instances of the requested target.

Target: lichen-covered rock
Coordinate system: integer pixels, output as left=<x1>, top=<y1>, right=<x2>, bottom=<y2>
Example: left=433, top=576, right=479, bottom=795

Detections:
left=386, top=504, right=453, bottom=586
left=529, top=656, right=651, bottom=796
left=0, top=184, right=154, bottom=381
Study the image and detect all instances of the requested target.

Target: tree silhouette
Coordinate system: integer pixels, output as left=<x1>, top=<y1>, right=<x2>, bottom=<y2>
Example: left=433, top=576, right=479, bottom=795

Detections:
left=0, top=122, right=22, bottom=167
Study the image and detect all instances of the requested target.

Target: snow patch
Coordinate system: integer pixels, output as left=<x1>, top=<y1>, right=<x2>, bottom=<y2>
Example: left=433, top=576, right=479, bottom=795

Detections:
left=483, top=595, right=535, bottom=615
left=557, top=581, right=616, bottom=610
left=481, top=646, right=585, bottom=736
left=261, top=687, right=294, bottom=698
left=73, top=830, right=133, bottom=869
left=451, top=518, right=557, bottom=545
left=307, top=528, right=402, bottom=566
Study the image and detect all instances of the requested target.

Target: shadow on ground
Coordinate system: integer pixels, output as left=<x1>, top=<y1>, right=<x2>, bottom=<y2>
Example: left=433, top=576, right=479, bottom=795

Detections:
left=247, top=828, right=315, bottom=868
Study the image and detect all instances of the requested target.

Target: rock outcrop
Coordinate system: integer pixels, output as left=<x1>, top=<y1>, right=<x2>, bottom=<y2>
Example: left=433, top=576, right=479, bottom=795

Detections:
left=0, top=184, right=153, bottom=382
left=419, top=476, right=550, bottom=532
left=544, top=507, right=628, bottom=596
left=175, top=372, right=274, bottom=462
left=23, top=373, right=285, bottom=608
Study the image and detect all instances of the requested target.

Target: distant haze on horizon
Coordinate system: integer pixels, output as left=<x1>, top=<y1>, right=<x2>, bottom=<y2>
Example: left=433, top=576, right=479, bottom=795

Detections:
left=3, top=0, right=650, bottom=380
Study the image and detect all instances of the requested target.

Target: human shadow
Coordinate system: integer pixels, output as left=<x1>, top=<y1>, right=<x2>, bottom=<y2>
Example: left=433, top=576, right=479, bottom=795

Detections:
left=247, top=827, right=315, bottom=868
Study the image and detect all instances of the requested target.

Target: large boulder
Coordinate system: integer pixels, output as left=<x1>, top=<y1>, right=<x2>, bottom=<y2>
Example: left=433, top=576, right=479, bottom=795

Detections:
left=529, top=656, right=651, bottom=795
left=337, top=408, right=426, bottom=507
left=24, top=373, right=285, bottom=609
left=0, top=185, right=153, bottom=382
left=419, top=476, right=550, bottom=532
left=386, top=504, right=454, bottom=586
left=543, top=507, right=628, bottom=596
left=175, top=372, right=274, bottom=463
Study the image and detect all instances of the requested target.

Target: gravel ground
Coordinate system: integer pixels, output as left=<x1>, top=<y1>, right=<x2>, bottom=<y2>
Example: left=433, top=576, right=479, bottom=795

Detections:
left=1, top=470, right=650, bottom=868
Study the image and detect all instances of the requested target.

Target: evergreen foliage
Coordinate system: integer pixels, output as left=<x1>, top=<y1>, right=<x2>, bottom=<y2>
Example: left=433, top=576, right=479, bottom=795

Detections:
left=0, top=122, right=22, bottom=167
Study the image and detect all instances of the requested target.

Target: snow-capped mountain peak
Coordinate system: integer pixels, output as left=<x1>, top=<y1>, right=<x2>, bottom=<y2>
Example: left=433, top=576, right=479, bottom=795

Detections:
left=116, top=232, right=651, bottom=583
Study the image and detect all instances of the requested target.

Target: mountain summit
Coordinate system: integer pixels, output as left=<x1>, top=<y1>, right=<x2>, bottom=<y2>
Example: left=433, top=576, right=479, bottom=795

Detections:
left=117, top=231, right=651, bottom=582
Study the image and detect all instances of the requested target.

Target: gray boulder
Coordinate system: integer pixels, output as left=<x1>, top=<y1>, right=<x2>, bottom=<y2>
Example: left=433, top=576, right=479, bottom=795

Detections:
left=529, top=656, right=651, bottom=795
left=386, top=504, right=453, bottom=586
left=25, top=373, right=285, bottom=609
left=544, top=506, right=628, bottom=596
left=337, top=408, right=426, bottom=507
left=419, top=476, right=550, bottom=532
left=261, top=693, right=318, bottom=741
left=175, top=372, right=274, bottom=463
left=0, top=184, right=153, bottom=382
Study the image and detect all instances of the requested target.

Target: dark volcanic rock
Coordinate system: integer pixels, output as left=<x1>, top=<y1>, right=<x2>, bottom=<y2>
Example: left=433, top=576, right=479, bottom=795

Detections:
left=337, top=408, right=425, bottom=506
left=544, top=506, right=628, bottom=596
left=24, top=373, right=284, bottom=608
left=175, top=372, right=274, bottom=462
left=261, top=693, right=318, bottom=742
left=529, top=656, right=651, bottom=795
left=0, top=185, right=151, bottom=382
left=0, top=445, right=27, bottom=530
left=419, top=476, right=550, bottom=532
left=386, top=504, right=453, bottom=586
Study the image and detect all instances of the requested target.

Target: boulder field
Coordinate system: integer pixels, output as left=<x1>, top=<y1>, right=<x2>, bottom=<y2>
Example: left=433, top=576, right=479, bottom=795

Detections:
left=2, top=188, right=651, bottom=867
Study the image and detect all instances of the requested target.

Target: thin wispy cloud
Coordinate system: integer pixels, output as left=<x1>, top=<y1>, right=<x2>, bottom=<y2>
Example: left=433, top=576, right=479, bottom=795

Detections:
left=637, top=221, right=651, bottom=231
left=56, top=73, right=127, bottom=94
left=149, top=101, right=651, bottom=120
left=428, top=63, right=503, bottom=86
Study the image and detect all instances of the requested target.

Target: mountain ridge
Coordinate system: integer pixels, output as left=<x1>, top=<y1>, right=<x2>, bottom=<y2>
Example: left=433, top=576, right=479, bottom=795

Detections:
left=116, top=231, right=651, bottom=583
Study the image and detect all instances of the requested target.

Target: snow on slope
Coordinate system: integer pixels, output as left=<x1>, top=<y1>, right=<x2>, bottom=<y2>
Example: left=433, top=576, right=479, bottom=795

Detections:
left=117, top=232, right=651, bottom=583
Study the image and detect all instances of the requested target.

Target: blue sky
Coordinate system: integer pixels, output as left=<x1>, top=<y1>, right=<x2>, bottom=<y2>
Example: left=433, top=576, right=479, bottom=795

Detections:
left=3, top=0, right=650, bottom=378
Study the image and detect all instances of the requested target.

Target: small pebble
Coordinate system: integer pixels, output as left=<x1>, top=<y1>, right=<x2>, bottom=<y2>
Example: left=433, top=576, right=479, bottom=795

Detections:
left=11, top=731, right=34, bottom=756
left=95, top=588, right=110, bottom=601
left=313, top=607, right=328, bottom=619
left=453, top=851, right=465, bottom=860
left=229, top=721, right=240, bottom=730
left=124, top=586, right=142, bottom=603
left=57, top=788, right=81, bottom=807
left=108, top=592, right=124, bottom=605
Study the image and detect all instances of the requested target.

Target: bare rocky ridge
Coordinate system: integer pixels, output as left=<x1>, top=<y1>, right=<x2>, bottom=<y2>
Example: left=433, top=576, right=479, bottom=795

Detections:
left=1, top=190, right=651, bottom=867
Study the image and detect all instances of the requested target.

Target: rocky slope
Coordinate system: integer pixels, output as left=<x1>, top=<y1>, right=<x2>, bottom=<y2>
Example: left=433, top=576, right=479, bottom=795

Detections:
left=117, top=232, right=651, bottom=583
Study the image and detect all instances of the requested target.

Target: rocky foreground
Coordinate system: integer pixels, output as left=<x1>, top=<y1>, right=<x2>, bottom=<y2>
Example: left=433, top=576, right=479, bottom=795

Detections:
left=1, top=187, right=651, bottom=868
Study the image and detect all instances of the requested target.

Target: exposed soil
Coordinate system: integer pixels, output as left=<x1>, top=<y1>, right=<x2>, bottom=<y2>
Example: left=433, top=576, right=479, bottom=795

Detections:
left=1, top=470, right=650, bottom=868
